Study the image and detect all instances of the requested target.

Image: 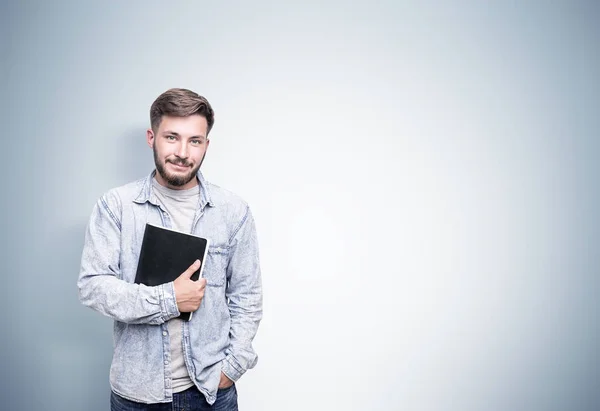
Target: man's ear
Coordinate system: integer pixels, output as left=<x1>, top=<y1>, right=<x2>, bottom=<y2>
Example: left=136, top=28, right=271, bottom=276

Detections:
left=146, top=129, right=154, bottom=148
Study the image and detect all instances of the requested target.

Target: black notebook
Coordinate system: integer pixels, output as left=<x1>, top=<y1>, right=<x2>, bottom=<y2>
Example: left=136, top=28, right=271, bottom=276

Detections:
left=134, top=223, right=210, bottom=321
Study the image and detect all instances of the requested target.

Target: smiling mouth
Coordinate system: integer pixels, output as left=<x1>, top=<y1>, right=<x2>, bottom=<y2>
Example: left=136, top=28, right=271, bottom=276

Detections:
left=169, top=162, right=190, bottom=170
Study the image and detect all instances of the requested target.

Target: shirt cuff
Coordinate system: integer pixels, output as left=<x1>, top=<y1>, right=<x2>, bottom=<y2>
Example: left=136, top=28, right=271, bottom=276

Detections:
left=158, top=282, right=180, bottom=322
left=221, top=354, right=245, bottom=382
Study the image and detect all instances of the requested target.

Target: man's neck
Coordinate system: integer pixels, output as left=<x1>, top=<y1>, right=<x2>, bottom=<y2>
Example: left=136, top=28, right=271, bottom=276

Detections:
left=154, top=173, right=199, bottom=191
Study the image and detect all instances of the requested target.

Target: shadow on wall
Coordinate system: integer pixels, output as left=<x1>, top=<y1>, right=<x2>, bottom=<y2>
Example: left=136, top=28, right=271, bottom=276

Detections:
left=35, top=127, right=155, bottom=411
left=116, top=127, right=155, bottom=184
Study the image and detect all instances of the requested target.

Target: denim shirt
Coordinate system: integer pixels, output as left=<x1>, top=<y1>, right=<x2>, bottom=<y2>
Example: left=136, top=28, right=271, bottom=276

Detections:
left=78, top=170, right=262, bottom=405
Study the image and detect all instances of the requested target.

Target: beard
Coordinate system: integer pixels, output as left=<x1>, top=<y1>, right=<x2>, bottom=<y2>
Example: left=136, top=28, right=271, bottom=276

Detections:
left=153, top=146, right=205, bottom=187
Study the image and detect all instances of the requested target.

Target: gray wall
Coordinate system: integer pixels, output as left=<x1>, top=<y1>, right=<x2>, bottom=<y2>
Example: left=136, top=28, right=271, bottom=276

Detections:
left=2, top=1, right=599, bottom=410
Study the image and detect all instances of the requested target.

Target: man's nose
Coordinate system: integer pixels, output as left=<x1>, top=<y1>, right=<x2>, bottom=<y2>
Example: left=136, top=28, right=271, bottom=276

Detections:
left=176, top=142, right=189, bottom=159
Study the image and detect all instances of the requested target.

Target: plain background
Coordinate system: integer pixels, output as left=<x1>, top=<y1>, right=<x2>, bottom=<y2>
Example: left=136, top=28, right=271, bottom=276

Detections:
left=2, top=1, right=599, bottom=410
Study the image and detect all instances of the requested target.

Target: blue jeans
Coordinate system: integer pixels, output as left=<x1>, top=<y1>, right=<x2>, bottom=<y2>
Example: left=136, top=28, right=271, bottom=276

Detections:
left=110, top=385, right=238, bottom=411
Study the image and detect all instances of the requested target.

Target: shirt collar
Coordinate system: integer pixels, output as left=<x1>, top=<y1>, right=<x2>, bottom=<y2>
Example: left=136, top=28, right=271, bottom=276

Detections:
left=133, top=169, right=214, bottom=209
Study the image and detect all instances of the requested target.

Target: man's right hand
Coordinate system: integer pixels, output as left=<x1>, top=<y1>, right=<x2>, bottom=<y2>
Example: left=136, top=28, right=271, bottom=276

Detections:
left=173, top=260, right=207, bottom=313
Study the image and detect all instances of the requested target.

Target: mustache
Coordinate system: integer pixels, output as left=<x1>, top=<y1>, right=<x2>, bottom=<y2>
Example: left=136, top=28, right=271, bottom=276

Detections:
left=167, top=159, right=192, bottom=167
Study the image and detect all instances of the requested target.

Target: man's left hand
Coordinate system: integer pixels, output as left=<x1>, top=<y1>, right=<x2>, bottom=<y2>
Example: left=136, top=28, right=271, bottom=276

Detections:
left=219, top=372, right=234, bottom=389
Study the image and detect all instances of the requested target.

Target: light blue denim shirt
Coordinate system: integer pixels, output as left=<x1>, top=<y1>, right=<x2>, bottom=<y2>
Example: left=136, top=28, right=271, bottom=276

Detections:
left=78, top=170, right=262, bottom=405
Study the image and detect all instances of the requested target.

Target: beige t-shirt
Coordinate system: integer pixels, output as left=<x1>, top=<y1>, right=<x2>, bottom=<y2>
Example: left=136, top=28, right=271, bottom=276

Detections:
left=152, top=177, right=199, bottom=393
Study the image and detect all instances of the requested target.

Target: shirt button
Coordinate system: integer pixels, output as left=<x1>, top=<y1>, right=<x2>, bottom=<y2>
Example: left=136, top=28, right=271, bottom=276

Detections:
left=164, top=360, right=169, bottom=365
left=163, top=331, right=167, bottom=336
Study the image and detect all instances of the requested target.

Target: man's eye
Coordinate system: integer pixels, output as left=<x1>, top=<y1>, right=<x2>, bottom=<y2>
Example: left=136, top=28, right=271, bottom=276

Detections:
left=191, top=139, right=203, bottom=145
left=166, top=135, right=176, bottom=140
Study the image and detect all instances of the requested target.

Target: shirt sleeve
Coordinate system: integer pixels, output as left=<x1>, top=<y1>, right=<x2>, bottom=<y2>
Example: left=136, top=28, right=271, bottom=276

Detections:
left=221, top=206, right=263, bottom=381
left=77, top=193, right=180, bottom=324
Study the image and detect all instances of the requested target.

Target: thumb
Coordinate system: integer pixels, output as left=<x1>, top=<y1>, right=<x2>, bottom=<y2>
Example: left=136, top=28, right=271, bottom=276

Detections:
left=180, top=259, right=201, bottom=279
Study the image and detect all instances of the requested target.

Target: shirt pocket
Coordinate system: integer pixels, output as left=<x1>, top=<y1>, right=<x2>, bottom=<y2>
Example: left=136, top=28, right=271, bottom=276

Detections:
left=203, top=245, right=229, bottom=287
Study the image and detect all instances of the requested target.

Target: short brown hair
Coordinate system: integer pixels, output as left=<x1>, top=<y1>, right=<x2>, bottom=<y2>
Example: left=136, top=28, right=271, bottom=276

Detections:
left=150, top=88, right=215, bottom=134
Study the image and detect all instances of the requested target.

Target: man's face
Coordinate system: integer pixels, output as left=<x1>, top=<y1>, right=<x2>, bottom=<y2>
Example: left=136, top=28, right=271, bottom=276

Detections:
left=147, top=114, right=210, bottom=190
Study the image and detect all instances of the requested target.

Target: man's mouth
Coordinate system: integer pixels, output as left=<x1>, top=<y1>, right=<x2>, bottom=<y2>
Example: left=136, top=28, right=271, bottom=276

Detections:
left=168, top=161, right=190, bottom=170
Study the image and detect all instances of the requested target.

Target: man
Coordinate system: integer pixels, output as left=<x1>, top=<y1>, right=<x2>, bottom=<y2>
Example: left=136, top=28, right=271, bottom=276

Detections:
left=78, top=88, right=262, bottom=410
